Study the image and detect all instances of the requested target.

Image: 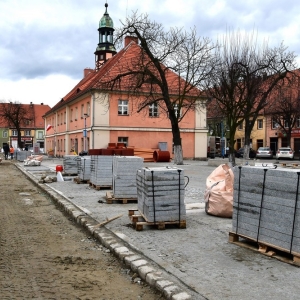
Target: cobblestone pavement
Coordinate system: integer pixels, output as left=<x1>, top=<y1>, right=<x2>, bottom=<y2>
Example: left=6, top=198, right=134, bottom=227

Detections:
left=15, top=157, right=300, bottom=299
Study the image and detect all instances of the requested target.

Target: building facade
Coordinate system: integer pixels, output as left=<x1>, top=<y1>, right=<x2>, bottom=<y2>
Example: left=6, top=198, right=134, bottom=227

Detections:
left=44, top=4, right=208, bottom=159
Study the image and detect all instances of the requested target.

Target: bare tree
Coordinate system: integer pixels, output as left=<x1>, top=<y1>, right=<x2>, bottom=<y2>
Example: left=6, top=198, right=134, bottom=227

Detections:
left=266, top=77, right=300, bottom=146
left=204, top=31, right=297, bottom=164
left=99, top=12, right=214, bottom=164
left=0, top=101, right=34, bottom=148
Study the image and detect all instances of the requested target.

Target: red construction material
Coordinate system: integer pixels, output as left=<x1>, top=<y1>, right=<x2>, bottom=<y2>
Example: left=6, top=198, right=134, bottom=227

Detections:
left=153, top=150, right=170, bottom=162
left=122, top=148, right=134, bottom=156
left=89, top=149, right=102, bottom=155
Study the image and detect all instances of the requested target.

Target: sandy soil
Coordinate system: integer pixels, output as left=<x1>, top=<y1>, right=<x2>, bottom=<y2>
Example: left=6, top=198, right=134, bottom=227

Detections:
left=0, top=159, right=165, bottom=299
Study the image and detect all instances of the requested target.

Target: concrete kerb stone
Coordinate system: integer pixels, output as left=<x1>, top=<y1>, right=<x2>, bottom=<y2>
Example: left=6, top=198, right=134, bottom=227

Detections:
left=113, top=246, right=135, bottom=260
left=156, top=280, right=176, bottom=292
left=171, top=292, right=192, bottom=300
left=145, top=271, right=164, bottom=286
left=15, top=163, right=193, bottom=299
left=131, top=259, right=148, bottom=272
left=163, top=285, right=182, bottom=299
left=124, top=254, right=143, bottom=267
left=138, top=265, right=156, bottom=281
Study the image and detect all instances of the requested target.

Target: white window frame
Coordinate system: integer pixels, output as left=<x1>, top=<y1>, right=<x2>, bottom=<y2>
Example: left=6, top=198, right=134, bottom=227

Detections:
left=149, top=103, right=159, bottom=117
left=118, top=100, right=128, bottom=115
left=257, top=119, right=263, bottom=130
left=12, top=130, right=18, bottom=136
left=3, top=130, right=8, bottom=138
left=24, top=130, right=31, bottom=136
left=272, top=119, right=279, bottom=129
left=118, top=136, right=128, bottom=146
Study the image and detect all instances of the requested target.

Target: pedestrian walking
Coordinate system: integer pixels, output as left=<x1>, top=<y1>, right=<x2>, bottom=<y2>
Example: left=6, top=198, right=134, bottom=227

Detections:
left=3, top=144, right=9, bottom=160
left=9, top=145, right=14, bottom=160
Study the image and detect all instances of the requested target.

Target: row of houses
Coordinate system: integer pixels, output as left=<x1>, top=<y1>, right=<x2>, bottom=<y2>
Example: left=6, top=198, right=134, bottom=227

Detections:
left=0, top=103, right=51, bottom=151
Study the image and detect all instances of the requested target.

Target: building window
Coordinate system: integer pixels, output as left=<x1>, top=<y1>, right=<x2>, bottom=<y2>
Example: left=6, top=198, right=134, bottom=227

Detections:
left=3, top=130, right=8, bottom=138
left=61, top=113, right=63, bottom=125
left=118, top=100, right=128, bottom=115
left=297, top=117, right=300, bottom=128
left=284, top=119, right=289, bottom=128
left=75, top=107, right=78, bottom=120
left=149, top=103, right=158, bottom=117
left=87, top=102, right=90, bottom=116
left=12, top=130, right=18, bottom=136
left=70, top=109, right=73, bottom=121
left=238, top=122, right=243, bottom=130
left=24, top=130, right=31, bottom=136
left=272, top=119, right=278, bottom=129
left=257, top=139, right=264, bottom=149
left=81, top=104, right=84, bottom=118
left=38, top=131, right=43, bottom=139
left=118, top=137, right=128, bottom=147
left=64, top=112, right=66, bottom=124
left=257, top=119, right=263, bottom=130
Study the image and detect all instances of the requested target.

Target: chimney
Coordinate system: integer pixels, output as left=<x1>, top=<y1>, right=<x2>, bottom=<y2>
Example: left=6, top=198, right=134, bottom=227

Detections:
left=84, top=68, right=92, bottom=78
left=124, top=36, right=138, bottom=47
left=41, top=103, right=44, bottom=105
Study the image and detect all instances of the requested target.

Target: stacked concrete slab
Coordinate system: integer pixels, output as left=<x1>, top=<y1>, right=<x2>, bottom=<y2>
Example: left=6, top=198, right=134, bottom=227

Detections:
left=63, top=155, right=81, bottom=174
left=16, top=151, right=31, bottom=162
left=112, top=156, right=143, bottom=198
left=78, top=156, right=91, bottom=181
left=232, top=166, right=300, bottom=254
left=136, top=167, right=186, bottom=222
left=90, top=155, right=113, bottom=186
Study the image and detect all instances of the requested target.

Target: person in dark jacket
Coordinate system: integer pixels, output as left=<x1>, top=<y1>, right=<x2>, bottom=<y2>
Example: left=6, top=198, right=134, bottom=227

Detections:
left=3, top=144, right=9, bottom=160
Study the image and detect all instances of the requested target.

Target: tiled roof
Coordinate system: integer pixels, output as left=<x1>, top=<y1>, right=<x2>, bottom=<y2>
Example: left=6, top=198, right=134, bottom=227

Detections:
left=45, top=40, right=202, bottom=116
left=0, top=103, right=51, bottom=128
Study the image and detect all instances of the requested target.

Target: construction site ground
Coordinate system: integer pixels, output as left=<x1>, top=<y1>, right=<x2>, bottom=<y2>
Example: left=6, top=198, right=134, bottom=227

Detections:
left=3, top=156, right=300, bottom=299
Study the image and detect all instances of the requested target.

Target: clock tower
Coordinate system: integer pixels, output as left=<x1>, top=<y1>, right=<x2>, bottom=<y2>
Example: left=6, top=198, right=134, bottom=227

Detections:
left=94, top=3, right=117, bottom=70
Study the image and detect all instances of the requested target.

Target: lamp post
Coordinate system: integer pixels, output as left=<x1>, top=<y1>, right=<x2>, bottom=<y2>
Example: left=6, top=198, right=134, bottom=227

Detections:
left=83, top=113, right=88, bottom=152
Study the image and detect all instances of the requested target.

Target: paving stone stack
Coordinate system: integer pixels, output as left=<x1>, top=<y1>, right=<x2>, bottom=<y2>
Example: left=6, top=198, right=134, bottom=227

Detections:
left=136, top=167, right=186, bottom=222
left=16, top=151, right=31, bottom=162
left=112, top=156, right=143, bottom=198
left=78, top=156, right=91, bottom=181
left=90, top=155, right=113, bottom=186
left=232, top=166, right=300, bottom=254
left=63, top=155, right=81, bottom=175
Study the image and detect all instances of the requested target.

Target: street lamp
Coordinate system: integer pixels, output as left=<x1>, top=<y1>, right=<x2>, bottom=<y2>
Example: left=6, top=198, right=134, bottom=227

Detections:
left=83, top=113, right=88, bottom=152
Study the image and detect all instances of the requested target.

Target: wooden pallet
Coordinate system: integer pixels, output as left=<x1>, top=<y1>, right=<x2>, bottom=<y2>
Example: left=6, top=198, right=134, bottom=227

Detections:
left=89, top=182, right=112, bottom=190
left=229, top=231, right=300, bottom=266
left=128, top=209, right=186, bottom=231
left=73, top=177, right=89, bottom=184
left=62, top=172, right=78, bottom=176
left=106, top=191, right=137, bottom=204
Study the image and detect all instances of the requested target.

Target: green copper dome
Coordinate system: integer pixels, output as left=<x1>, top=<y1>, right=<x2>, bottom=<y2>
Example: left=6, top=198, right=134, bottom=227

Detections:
left=99, top=3, right=114, bottom=28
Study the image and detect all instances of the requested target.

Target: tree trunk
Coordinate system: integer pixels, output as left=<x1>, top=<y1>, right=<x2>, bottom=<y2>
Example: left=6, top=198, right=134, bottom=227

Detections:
left=173, top=145, right=183, bottom=165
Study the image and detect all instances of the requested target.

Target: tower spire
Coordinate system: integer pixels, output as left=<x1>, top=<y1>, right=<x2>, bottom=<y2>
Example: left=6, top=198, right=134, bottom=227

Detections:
left=94, top=2, right=117, bottom=70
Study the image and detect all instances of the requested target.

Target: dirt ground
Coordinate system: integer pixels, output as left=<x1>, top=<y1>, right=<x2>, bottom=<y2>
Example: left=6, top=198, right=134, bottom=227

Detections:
left=0, top=159, right=165, bottom=300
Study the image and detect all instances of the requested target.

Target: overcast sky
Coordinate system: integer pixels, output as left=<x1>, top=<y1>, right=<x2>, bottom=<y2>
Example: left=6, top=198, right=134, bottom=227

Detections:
left=1, top=0, right=300, bottom=108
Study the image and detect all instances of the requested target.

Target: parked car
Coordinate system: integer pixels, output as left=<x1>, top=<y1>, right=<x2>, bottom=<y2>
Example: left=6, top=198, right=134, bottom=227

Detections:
left=235, top=147, right=256, bottom=158
left=276, top=147, right=294, bottom=160
left=256, top=147, right=273, bottom=159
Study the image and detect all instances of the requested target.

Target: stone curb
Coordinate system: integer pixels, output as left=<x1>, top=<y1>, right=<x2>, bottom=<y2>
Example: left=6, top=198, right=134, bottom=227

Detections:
left=15, top=164, right=193, bottom=300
